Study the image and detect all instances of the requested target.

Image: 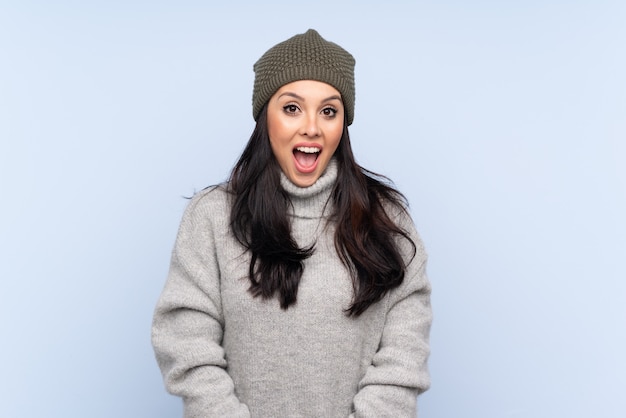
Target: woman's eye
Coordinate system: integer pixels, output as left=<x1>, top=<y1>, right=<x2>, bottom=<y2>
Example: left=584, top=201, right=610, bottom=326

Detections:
left=322, top=107, right=337, bottom=117
left=283, top=104, right=299, bottom=114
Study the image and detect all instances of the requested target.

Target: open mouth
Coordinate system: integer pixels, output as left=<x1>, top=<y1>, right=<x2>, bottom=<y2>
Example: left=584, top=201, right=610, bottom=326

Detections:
left=293, top=146, right=321, bottom=171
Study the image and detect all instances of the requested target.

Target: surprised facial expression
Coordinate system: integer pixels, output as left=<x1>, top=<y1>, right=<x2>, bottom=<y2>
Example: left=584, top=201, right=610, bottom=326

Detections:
left=266, top=80, right=344, bottom=188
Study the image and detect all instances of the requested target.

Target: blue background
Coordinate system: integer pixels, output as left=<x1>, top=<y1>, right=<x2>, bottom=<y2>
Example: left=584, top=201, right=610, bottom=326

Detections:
left=1, top=1, right=624, bottom=417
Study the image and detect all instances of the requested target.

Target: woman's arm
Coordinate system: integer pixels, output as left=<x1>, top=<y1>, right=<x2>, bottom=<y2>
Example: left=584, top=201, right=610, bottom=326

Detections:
left=151, top=191, right=250, bottom=418
left=350, top=211, right=432, bottom=418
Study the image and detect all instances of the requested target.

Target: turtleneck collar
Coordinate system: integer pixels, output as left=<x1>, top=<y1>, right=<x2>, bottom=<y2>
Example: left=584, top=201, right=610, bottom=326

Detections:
left=279, top=158, right=338, bottom=219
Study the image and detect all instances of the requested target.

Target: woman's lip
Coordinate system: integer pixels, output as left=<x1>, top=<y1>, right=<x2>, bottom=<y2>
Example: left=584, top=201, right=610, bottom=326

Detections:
left=292, top=142, right=322, bottom=174
left=293, top=142, right=323, bottom=151
left=292, top=151, right=320, bottom=174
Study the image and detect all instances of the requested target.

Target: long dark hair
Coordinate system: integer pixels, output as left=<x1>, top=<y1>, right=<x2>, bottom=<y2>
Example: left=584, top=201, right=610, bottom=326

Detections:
left=229, top=105, right=415, bottom=316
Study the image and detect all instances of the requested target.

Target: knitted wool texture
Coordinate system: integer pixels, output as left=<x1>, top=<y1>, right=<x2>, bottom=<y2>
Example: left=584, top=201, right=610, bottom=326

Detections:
left=252, top=29, right=356, bottom=125
left=151, top=161, right=432, bottom=416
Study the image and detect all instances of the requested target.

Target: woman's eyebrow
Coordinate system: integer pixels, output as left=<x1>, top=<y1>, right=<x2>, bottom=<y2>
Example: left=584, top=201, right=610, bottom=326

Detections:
left=322, top=95, right=342, bottom=103
left=278, top=92, right=304, bottom=101
left=277, top=93, right=342, bottom=103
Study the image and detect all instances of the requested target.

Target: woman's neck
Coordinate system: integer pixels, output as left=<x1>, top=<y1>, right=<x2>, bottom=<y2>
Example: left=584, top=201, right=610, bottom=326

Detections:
left=279, top=158, right=338, bottom=219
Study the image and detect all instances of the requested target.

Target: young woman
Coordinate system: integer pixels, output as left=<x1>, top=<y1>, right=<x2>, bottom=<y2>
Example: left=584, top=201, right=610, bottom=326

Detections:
left=152, top=29, right=432, bottom=418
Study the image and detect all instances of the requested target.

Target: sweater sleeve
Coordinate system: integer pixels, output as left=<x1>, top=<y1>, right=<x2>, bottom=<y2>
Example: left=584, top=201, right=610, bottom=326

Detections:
left=151, top=191, right=250, bottom=418
left=350, top=210, right=432, bottom=418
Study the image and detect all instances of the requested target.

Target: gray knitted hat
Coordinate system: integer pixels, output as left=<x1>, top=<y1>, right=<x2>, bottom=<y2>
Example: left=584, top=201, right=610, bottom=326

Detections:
left=252, top=29, right=356, bottom=125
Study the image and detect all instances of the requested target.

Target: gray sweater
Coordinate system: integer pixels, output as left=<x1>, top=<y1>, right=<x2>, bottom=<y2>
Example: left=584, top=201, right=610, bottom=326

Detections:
left=152, top=161, right=432, bottom=417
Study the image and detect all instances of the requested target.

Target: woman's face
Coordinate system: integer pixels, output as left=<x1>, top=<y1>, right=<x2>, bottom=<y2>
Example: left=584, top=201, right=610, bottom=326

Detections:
left=266, top=80, right=344, bottom=188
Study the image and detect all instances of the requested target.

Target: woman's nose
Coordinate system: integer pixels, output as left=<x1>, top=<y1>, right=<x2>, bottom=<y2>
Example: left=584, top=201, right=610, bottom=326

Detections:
left=300, top=114, right=321, bottom=137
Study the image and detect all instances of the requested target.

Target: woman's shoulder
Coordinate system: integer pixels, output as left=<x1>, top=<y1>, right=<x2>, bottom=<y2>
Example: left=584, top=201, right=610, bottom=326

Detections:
left=181, top=182, right=233, bottom=223
left=376, top=190, right=411, bottom=226
left=376, top=192, right=428, bottom=265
